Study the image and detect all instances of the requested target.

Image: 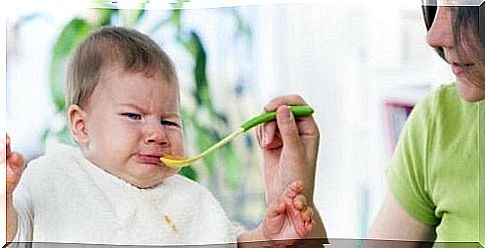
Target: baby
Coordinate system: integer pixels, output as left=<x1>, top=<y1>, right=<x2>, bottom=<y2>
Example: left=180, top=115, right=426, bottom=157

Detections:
left=5, top=26, right=314, bottom=246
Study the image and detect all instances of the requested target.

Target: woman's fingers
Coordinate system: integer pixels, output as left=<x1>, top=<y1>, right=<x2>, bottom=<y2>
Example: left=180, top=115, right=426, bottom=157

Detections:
left=8, top=152, right=25, bottom=173
left=285, top=180, right=304, bottom=198
left=263, top=94, right=308, bottom=112
left=294, top=194, right=307, bottom=210
left=5, top=134, right=25, bottom=195
left=301, top=206, right=314, bottom=223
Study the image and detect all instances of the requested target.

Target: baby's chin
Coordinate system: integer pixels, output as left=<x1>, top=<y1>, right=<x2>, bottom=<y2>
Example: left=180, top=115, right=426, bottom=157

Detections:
left=127, top=170, right=179, bottom=189
left=130, top=179, right=165, bottom=189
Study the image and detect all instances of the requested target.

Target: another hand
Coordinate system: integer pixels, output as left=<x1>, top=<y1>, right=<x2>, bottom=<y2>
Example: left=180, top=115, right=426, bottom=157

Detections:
left=256, top=95, right=320, bottom=203
left=5, top=134, right=25, bottom=197
left=261, top=180, right=314, bottom=245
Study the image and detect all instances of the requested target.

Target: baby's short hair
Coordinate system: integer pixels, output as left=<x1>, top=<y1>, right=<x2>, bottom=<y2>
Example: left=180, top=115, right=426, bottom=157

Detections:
left=66, top=26, right=178, bottom=107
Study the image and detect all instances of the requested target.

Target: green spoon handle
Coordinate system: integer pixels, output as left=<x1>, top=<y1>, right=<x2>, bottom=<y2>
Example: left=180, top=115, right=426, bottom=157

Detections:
left=240, top=105, right=314, bottom=132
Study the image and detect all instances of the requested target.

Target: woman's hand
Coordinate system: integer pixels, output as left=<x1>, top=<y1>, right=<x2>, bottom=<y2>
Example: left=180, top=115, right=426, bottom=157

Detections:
left=5, top=134, right=25, bottom=197
left=261, top=180, right=314, bottom=244
left=256, top=95, right=320, bottom=204
left=4, top=134, right=26, bottom=242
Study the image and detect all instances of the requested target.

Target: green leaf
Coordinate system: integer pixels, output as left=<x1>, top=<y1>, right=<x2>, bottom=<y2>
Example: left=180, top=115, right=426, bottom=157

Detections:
left=222, top=144, right=241, bottom=189
left=49, top=18, right=93, bottom=112
left=58, top=124, right=74, bottom=145
left=194, top=125, right=219, bottom=175
left=178, top=166, right=198, bottom=181
left=41, top=122, right=74, bottom=145
left=94, top=8, right=118, bottom=26
left=147, top=17, right=172, bottom=35
left=190, top=31, right=208, bottom=107
left=40, top=127, right=52, bottom=144
left=180, top=108, right=218, bottom=178
left=171, top=0, right=190, bottom=10
left=181, top=35, right=196, bottom=57
left=170, top=9, right=182, bottom=34
left=188, top=32, right=229, bottom=125
left=120, top=8, right=145, bottom=28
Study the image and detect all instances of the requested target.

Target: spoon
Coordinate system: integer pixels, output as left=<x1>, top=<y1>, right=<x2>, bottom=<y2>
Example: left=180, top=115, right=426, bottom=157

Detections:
left=160, top=105, right=314, bottom=168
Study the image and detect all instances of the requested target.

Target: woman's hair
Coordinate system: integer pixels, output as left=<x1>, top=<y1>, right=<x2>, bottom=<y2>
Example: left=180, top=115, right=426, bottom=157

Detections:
left=66, top=26, right=179, bottom=108
left=422, top=5, right=485, bottom=86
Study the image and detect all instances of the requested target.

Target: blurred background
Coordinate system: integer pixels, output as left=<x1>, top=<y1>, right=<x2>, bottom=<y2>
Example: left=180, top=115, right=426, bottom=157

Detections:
left=5, top=0, right=455, bottom=239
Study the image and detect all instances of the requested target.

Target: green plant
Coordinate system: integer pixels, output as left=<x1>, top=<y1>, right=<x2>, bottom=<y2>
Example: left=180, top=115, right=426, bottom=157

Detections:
left=44, top=1, right=252, bottom=188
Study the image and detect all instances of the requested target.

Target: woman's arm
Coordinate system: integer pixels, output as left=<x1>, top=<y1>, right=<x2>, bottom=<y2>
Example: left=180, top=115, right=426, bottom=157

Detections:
left=5, top=135, right=25, bottom=242
left=365, top=194, right=435, bottom=248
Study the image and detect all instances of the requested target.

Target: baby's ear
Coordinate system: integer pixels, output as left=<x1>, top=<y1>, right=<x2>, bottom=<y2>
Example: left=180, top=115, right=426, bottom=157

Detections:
left=67, top=105, right=89, bottom=144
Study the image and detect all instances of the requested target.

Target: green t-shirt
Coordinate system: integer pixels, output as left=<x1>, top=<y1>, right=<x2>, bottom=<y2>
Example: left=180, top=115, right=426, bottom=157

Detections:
left=387, top=84, right=483, bottom=245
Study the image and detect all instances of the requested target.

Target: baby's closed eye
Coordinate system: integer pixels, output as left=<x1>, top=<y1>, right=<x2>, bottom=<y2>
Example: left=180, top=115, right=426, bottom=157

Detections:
left=160, top=120, right=179, bottom=127
left=121, top=113, right=142, bottom=120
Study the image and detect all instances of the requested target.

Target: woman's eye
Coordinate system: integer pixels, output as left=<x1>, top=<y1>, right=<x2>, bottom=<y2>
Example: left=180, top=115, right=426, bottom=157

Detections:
left=161, top=120, right=179, bottom=127
left=121, top=113, right=142, bottom=120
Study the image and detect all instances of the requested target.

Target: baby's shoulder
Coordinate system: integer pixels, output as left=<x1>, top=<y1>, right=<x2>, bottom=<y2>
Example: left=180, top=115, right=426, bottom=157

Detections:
left=23, top=143, right=84, bottom=183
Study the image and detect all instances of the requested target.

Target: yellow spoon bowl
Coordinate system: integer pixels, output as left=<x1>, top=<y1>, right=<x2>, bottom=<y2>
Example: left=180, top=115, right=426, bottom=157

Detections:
left=160, top=105, right=314, bottom=169
left=161, top=128, right=244, bottom=169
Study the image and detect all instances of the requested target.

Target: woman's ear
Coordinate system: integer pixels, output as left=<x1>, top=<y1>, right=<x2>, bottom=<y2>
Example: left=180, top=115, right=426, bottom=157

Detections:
left=68, top=105, right=89, bottom=144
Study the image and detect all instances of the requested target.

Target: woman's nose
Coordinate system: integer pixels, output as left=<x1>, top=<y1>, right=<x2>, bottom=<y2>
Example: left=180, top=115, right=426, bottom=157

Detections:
left=426, top=7, right=454, bottom=49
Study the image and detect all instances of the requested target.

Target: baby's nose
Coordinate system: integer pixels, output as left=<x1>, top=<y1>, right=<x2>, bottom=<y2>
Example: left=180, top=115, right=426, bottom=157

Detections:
left=144, top=122, right=169, bottom=145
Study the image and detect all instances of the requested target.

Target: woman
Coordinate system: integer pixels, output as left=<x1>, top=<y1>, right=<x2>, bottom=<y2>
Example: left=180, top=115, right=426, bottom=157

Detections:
left=367, top=3, right=484, bottom=246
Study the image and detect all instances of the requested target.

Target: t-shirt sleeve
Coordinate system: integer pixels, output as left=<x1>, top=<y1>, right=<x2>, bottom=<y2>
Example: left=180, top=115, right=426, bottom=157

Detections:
left=386, top=94, right=440, bottom=226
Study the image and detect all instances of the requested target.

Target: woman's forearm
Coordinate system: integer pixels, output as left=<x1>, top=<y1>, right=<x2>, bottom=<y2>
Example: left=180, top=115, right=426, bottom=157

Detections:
left=308, top=206, right=327, bottom=240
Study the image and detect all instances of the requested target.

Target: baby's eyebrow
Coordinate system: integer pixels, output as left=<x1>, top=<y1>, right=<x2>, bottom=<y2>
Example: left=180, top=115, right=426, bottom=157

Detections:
left=160, top=111, right=181, bottom=119
left=116, top=103, right=146, bottom=112
left=117, top=103, right=180, bottom=118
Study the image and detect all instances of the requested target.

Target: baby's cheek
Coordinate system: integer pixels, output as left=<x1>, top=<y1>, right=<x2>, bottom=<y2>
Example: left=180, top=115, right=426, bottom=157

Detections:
left=169, top=132, right=185, bottom=156
left=106, top=137, right=131, bottom=154
left=156, top=167, right=179, bottom=183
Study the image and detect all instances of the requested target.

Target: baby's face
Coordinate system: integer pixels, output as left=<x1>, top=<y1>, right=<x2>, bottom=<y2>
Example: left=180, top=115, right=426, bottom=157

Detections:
left=82, top=65, right=183, bottom=188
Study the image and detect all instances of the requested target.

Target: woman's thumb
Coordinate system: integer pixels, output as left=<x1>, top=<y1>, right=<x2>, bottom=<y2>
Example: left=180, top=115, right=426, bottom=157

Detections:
left=276, top=106, right=303, bottom=152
